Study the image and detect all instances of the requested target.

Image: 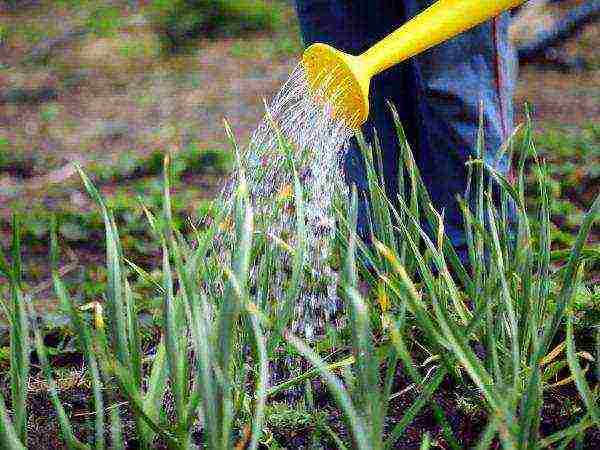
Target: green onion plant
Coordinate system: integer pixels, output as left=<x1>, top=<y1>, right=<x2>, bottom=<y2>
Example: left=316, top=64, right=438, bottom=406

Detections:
left=0, top=106, right=597, bottom=449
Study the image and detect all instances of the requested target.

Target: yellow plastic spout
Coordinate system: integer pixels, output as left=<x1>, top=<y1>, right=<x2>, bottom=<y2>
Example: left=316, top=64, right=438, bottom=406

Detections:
left=302, top=0, right=524, bottom=129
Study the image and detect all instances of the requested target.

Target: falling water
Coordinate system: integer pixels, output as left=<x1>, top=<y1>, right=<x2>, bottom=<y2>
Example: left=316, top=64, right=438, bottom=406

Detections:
left=222, top=63, right=354, bottom=339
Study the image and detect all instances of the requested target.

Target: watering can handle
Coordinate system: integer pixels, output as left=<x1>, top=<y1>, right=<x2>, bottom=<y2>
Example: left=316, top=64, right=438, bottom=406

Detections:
left=359, top=0, right=524, bottom=77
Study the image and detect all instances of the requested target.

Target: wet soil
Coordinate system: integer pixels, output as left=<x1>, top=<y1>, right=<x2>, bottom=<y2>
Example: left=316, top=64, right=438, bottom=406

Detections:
left=6, top=355, right=599, bottom=449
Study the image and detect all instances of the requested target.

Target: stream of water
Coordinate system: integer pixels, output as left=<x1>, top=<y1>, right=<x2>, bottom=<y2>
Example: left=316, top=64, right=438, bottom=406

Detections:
left=223, top=63, right=354, bottom=339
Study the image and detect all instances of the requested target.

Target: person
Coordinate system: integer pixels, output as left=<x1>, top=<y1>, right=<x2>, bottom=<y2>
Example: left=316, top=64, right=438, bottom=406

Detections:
left=294, top=0, right=517, bottom=260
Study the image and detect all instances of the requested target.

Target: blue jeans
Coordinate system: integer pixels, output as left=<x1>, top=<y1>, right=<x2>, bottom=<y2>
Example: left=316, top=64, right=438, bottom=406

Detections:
left=294, top=0, right=517, bottom=256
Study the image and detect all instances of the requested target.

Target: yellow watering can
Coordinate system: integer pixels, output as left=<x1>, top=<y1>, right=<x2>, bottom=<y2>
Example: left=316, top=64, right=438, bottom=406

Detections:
left=302, top=0, right=524, bottom=129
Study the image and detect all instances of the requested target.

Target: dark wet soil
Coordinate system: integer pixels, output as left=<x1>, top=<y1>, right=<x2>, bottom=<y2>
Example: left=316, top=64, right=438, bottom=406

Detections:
left=8, top=355, right=599, bottom=449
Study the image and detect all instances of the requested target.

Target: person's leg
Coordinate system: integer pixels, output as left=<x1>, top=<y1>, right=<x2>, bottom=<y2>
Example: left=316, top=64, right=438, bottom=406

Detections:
left=294, top=0, right=416, bottom=241
left=402, top=1, right=518, bottom=255
left=294, top=1, right=518, bottom=260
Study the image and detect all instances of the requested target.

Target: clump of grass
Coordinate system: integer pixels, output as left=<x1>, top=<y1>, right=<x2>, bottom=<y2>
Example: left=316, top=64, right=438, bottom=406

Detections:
left=0, top=108, right=598, bottom=448
left=88, top=145, right=232, bottom=183
left=300, top=104, right=600, bottom=448
left=0, top=153, right=269, bottom=448
left=3, top=143, right=231, bottom=259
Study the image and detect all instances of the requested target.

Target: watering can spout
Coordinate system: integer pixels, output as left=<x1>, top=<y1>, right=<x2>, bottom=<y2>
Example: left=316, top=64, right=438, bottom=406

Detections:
left=303, top=0, right=524, bottom=129
left=302, top=44, right=371, bottom=130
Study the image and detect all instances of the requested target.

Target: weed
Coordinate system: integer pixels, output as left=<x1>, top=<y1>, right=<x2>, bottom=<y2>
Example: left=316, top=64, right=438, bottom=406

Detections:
left=86, top=5, right=123, bottom=37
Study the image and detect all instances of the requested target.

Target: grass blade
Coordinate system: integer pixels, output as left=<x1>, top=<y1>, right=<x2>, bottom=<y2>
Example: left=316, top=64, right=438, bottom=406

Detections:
left=110, top=407, right=125, bottom=450
left=217, top=169, right=254, bottom=448
left=566, top=305, right=600, bottom=426
left=543, top=194, right=600, bottom=354
left=6, top=215, right=30, bottom=444
left=266, top=356, right=355, bottom=398
left=160, top=241, right=185, bottom=427
left=53, top=279, right=105, bottom=450
left=142, top=339, right=168, bottom=445
left=248, top=311, right=268, bottom=450
left=385, top=367, right=445, bottom=449
left=76, top=165, right=131, bottom=368
left=0, top=392, right=25, bottom=449
left=27, top=299, right=89, bottom=450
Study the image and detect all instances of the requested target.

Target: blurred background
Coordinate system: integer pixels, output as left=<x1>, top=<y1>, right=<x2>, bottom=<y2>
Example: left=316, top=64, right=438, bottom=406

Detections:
left=0, top=0, right=598, bottom=308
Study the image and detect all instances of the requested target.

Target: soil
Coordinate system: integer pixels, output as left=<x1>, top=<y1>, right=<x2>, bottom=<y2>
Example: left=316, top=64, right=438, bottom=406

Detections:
left=8, top=355, right=600, bottom=449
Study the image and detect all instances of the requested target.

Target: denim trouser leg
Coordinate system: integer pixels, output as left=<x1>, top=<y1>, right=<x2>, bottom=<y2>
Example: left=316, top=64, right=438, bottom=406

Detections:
left=404, top=1, right=517, bottom=251
left=294, top=0, right=517, bottom=255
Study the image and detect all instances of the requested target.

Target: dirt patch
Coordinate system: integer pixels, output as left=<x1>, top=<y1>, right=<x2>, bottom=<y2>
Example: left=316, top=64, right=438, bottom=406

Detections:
left=515, top=19, right=599, bottom=124
left=516, top=67, right=599, bottom=124
left=6, top=360, right=599, bottom=449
